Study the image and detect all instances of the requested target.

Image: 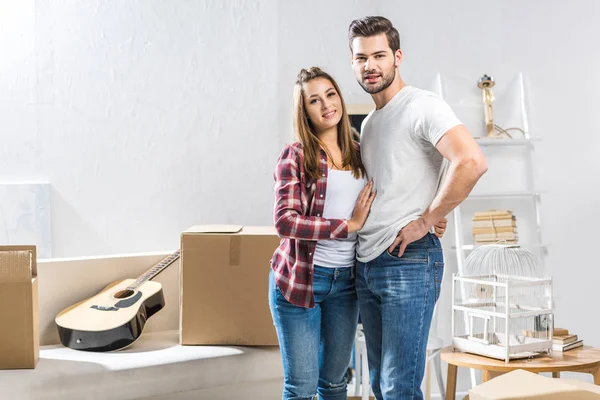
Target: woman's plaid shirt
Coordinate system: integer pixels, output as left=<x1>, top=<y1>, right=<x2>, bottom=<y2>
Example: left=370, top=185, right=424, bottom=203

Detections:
left=270, top=142, right=351, bottom=308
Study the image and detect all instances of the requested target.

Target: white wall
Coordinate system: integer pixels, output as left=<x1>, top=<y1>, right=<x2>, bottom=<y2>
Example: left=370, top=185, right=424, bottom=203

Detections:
left=2, top=0, right=599, bottom=395
left=2, top=0, right=281, bottom=257
left=0, top=1, right=37, bottom=176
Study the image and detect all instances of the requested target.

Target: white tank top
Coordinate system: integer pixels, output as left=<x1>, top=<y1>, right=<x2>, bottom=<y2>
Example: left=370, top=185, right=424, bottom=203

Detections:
left=313, top=169, right=367, bottom=268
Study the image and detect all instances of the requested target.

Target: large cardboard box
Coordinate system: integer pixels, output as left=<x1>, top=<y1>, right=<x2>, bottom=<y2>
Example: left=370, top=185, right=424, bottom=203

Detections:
left=180, top=225, right=280, bottom=345
left=0, top=246, right=39, bottom=369
left=469, top=369, right=600, bottom=399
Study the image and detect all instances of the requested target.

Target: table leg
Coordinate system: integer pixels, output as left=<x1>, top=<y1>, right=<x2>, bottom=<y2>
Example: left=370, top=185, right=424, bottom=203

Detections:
left=552, top=372, right=560, bottom=378
left=446, top=364, right=458, bottom=400
left=593, top=367, right=600, bottom=385
left=578, top=366, right=600, bottom=385
left=482, top=370, right=502, bottom=382
left=425, top=360, right=431, bottom=400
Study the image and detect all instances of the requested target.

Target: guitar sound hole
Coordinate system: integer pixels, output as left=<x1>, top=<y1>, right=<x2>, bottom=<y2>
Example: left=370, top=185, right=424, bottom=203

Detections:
left=113, top=289, right=135, bottom=299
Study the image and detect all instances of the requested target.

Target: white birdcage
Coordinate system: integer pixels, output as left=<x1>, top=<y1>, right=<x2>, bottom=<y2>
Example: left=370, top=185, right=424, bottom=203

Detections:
left=452, top=244, right=553, bottom=363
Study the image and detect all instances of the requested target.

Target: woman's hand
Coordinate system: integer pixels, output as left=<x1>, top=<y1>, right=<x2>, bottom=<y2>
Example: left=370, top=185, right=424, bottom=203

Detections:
left=348, top=179, right=376, bottom=233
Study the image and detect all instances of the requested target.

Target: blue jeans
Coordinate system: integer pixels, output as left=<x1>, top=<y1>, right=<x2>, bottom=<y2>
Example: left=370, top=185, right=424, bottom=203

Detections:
left=269, top=266, right=359, bottom=400
left=356, top=233, right=444, bottom=400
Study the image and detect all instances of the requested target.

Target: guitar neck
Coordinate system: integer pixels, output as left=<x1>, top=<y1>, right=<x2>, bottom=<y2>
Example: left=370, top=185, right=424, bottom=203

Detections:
left=128, top=250, right=180, bottom=290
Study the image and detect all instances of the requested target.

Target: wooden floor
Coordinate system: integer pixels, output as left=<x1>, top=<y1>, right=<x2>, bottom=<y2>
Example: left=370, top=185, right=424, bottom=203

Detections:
left=140, top=378, right=284, bottom=399
left=139, top=379, right=451, bottom=400
left=140, top=379, right=368, bottom=399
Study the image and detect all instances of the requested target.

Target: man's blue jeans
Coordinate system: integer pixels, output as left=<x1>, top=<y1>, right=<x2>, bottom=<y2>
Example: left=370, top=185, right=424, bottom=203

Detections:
left=269, top=266, right=359, bottom=400
left=356, top=233, right=444, bottom=400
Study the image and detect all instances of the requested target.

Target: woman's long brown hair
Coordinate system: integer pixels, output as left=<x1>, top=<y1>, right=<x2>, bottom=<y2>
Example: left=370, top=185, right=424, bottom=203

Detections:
left=293, top=67, right=365, bottom=181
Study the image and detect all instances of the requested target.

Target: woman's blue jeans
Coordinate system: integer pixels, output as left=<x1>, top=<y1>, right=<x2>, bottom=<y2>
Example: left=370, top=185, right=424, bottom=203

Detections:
left=269, top=265, right=359, bottom=400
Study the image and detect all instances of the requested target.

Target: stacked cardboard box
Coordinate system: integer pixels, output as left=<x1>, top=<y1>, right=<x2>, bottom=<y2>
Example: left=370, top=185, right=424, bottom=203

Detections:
left=180, top=225, right=280, bottom=346
left=469, top=369, right=600, bottom=399
left=0, top=246, right=39, bottom=369
left=472, top=210, right=518, bottom=245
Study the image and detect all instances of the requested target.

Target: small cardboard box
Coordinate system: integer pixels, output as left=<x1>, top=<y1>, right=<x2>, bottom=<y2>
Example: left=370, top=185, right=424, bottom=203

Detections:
left=469, top=369, right=600, bottom=399
left=0, top=246, right=39, bottom=369
left=180, top=225, right=280, bottom=346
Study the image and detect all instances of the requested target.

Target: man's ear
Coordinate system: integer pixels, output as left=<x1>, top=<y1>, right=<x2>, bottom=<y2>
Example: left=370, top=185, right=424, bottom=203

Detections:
left=394, top=49, right=403, bottom=67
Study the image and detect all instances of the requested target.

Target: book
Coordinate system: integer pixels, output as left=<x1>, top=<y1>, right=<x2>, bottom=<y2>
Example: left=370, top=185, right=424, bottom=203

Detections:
left=522, top=330, right=548, bottom=339
left=553, top=334, right=578, bottom=345
left=553, top=328, right=569, bottom=336
left=472, top=217, right=515, bottom=223
left=474, top=233, right=518, bottom=240
left=473, top=210, right=513, bottom=218
left=472, top=227, right=518, bottom=234
left=552, top=339, right=583, bottom=352
left=473, top=219, right=517, bottom=228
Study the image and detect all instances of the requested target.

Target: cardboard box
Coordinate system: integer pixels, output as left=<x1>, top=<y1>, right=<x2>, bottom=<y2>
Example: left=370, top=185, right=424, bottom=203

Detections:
left=0, top=246, right=39, bottom=369
left=469, top=369, right=600, bottom=399
left=180, top=225, right=280, bottom=346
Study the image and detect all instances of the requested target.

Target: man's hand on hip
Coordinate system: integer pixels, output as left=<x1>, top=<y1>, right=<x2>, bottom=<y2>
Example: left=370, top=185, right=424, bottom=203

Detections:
left=434, top=217, right=448, bottom=238
left=388, top=217, right=430, bottom=257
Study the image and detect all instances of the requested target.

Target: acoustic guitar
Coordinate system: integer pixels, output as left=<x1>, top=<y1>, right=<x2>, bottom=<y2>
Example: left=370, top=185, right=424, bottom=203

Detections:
left=55, top=250, right=180, bottom=352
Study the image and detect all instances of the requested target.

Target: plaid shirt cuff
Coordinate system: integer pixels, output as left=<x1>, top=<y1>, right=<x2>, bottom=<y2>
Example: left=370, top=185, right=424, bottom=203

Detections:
left=329, top=219, right=348, bottom=239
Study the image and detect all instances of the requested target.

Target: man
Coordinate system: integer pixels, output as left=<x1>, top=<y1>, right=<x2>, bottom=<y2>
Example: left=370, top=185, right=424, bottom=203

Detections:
left=348, top=16, right=488, bottom=399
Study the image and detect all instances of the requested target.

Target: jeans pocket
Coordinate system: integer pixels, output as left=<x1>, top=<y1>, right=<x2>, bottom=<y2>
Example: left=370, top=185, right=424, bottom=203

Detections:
left=312, top=270, right=333, bottom=301
left=269, top=269, right=290, bottom=308
left=434, top=261, right=444, bottom=302
left=313, top=266, right=331, bottom=278
left=385, top=245, right=428, bottom=263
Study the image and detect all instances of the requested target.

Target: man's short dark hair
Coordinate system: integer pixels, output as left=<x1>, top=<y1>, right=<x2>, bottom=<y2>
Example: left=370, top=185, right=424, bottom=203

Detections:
left=348, top=16, right=400, bottom=53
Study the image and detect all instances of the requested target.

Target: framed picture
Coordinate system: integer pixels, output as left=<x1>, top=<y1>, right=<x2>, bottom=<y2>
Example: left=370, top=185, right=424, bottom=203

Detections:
left=347, top=104, right=374, bottom=141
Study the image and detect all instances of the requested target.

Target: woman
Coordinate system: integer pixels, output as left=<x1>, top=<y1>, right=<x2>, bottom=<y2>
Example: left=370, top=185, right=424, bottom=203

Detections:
left=269, top=67, right=374, bottom=400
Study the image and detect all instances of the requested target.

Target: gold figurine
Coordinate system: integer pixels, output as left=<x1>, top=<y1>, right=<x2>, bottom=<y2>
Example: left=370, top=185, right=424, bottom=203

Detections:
left=477, top=74, right=496, bottom=137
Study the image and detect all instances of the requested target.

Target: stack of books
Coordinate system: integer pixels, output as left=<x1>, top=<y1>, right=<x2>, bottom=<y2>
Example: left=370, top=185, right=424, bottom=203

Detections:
left=552, top=327, right=583, bottom=352
left=472, top=210, right=518, bottom=244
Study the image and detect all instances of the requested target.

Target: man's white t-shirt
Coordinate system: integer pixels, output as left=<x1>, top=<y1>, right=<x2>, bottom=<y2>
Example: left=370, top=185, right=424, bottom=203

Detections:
left=357, top=86, right=462, bottom=263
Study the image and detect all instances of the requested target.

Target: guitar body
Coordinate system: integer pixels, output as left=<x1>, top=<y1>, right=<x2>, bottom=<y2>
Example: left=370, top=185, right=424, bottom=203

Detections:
left=55, top=279, right=165, bottom=352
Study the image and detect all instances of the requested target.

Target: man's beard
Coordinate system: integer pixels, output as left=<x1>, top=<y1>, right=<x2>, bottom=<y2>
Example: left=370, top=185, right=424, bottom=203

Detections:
left=358, top=66, right=396, bottom=94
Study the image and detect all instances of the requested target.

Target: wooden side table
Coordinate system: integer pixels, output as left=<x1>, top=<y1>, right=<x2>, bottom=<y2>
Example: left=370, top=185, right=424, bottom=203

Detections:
left=441, top=345, right=600, bottom=400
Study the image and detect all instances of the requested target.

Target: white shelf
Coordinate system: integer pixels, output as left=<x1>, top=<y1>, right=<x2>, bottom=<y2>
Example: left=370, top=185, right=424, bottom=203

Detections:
left=475, top=138, right=540, bottom=147
left=449, top=72, right=546, bottom=390
left=466, top=191, right=540, bottom=200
